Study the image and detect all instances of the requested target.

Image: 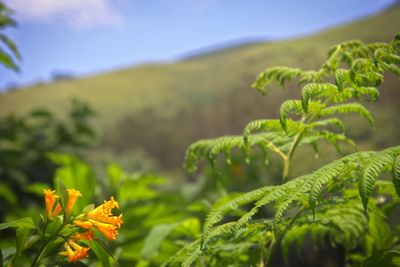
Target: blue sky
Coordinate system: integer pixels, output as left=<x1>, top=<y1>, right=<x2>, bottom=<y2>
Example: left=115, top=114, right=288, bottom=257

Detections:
left=0, top=0, right=397, bottom=89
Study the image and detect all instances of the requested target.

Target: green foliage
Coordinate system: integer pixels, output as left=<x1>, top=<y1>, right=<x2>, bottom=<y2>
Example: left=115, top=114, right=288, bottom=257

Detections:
left=0, top=2, right=19, bottom=72
left=0, top=99, right=96, bottom=220
left=168, top=33, right=400, bottom=266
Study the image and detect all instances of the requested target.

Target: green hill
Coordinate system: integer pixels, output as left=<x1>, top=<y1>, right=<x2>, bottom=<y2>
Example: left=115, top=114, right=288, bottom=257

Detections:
left=1, top=5, right=400, bottom=170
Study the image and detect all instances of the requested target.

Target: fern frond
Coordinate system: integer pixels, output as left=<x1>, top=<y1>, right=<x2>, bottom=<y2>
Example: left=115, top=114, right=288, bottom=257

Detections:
left=279, top=100, right=326, bottom=131
left=352, top=86, right=380, bottom=101
left=308, top=118, right=345, bottom=132
left=317, top=103, right=375, bottom=127
left=393, top=156, right=400, bottom=197
left=202, top=185, right=276, bottom=242
left=302, top=130, right=355, bottom=153
left=375, top=180, right=398, bottom=197
left=235, top=176, right=309, bottom=233
left=162, top=239, right=201, bottom=267
left=335, top=69, right=350, bottom=90
left=301, top=83, right=338, bottom=112
left=359, top=147, right=400, bottom=210
left=279, top=100, right=303, bottom=131
left=252, top=67, right=320, bottom=93
left=307, top=153, right=365, bottom=211
left=282, top=200, right=367, bottom=262
left=273, top=177, right=312, bottom=236
left=184, top=135, right=247, bottom=172
left=243, top=119, right=283, bottom=138
left=380, top=62, right=400, bottom=76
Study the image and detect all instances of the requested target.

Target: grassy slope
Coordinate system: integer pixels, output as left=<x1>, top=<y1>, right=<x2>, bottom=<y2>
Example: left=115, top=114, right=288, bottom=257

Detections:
left=1, top=6, right=399, bottom=123
left=0, top=6, right=399, bottom=170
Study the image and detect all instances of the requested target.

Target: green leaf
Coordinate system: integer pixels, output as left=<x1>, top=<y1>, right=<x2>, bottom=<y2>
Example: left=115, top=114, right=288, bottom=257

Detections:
left=55, top=177, right=68, bottom=212
left=50, top=153, right=96, bottom=213
left=13, top=227, right=31, bottom=262
left=0, top=34, right=21, bottom=59
left=141, top=222, right=180, bottom=260
left=0, top=218, right=36, bottom=231
left=107, top=163, right=124, bottom=187
left=25, top=183, right=49, bottom=197
left=367, top=208, right=391, bottom=250
left=0, top=48, right=19, bottom=71
left=318, top=103, right=374, bottom=128
left=393, top=156, right=400, bottom=197
left=85, top=239, right=112, bottom=267
left=359, top=150, right=395, bottom=210
left=279, top=100, right=303, bottom=131
left=301, top=83, right=338, bottom=112
left=362, top=246, right=400, bottom=267
left=0, top=182, right=17, bottom=205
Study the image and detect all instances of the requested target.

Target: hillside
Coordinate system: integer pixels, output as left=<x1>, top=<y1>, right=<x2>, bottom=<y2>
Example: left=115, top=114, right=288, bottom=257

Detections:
left=0, top=5, right=399, bottom=170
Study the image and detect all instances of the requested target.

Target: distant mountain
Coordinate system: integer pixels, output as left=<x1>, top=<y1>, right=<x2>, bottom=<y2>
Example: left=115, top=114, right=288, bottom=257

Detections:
left=178, top=37, right=267, bottom=60
left=1, top=5, right=399, bottom=170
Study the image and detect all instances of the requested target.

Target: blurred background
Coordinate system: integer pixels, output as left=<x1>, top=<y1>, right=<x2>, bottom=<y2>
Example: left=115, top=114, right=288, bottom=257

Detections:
left=0, top=0, right=399, bottom=266
left=1, top=0, right=399, bottom=173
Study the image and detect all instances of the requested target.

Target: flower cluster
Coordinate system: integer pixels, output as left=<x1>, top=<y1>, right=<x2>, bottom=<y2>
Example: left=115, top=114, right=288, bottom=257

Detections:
left=74, top=197, right=123, bottom=241
left=43, top=188, right=122, bottom=263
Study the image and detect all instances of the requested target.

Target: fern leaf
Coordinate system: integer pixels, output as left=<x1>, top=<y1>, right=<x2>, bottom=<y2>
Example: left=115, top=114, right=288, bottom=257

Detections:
left=279, top=100, right=303, bottom=131
left=252, top=66, right=302, bottom=93
left=318, top=103, right=374, bottom=127
left=301, top=83, right=338, bottom=112
left=353, top=86, right=380, bottom=101
left=380, top=62, right=400, bottom=76
left=184, top=135, right=248, bottom=172
left=393, top=156, right=400, bottom=197
left=358, top=148, right=398, bottom=210
left=282, top=200, right=367, bottom=263
left=235, top=176, right=309, bottom=232
left=243, top=120, right=282, bottom=140
left=273, top=177, right=312, bottom=236
left=335, top=69, right=349, bottom=91
left=162, top=240, right=201, bottom=267
left=202, top=185, right=276, bottom=241
left=351, top=58, right=372, bottom=73
left=308, top=118, right=345, bottom=132
left=308, top=154, right=363, bottom=211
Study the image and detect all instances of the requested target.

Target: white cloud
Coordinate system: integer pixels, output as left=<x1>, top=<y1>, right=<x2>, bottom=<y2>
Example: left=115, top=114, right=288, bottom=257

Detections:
left=4, top=0, right=125, bottom=30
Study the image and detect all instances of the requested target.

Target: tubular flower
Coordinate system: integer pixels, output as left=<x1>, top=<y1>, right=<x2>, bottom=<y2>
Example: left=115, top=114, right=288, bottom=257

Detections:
left=72, top=230, right=94, bottom=242
left=43, top=189, right=62, bottom=219
left=59, top=240, right=90, bottom=262
left=66, top=189, right=82, bottom=216
left=74, top=197, right=123, bottom=240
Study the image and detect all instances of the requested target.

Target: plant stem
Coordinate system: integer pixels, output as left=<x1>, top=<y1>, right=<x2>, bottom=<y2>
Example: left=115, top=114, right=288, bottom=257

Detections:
left=30, top=223, right=66, bottom=267
left=282, top=130, right=305, bottom=182
left=264, top=235, right=276, bottom=267
left=258, top=241, right=265, bottom=267
left=282, top=94, right=334, bottom=182
left=30, top=242, right=47, bottom=267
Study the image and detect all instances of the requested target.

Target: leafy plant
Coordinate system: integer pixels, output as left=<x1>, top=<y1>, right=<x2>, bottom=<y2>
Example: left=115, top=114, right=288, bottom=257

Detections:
left=0, top=1, right=20, bottom=72
left=0, top=181, right=122, bottom=267
left=0, top=99, right=96, bottom=221
left=167, top=33, right=400, bottom=266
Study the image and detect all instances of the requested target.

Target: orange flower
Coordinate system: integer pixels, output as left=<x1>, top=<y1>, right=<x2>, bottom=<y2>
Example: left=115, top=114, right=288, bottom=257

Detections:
left=74, top=197, right=123, bottom=240
left=90, top=220, right=119, bottom=240
left=59, top=240, right=90, bottom=262
left=74, top=220, right=93, bottom=229
left=66, top=189, right=82, bottom=216
left=43, top=189, right=62, bottom=219
left=72, top=230, right=94, bottom=242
